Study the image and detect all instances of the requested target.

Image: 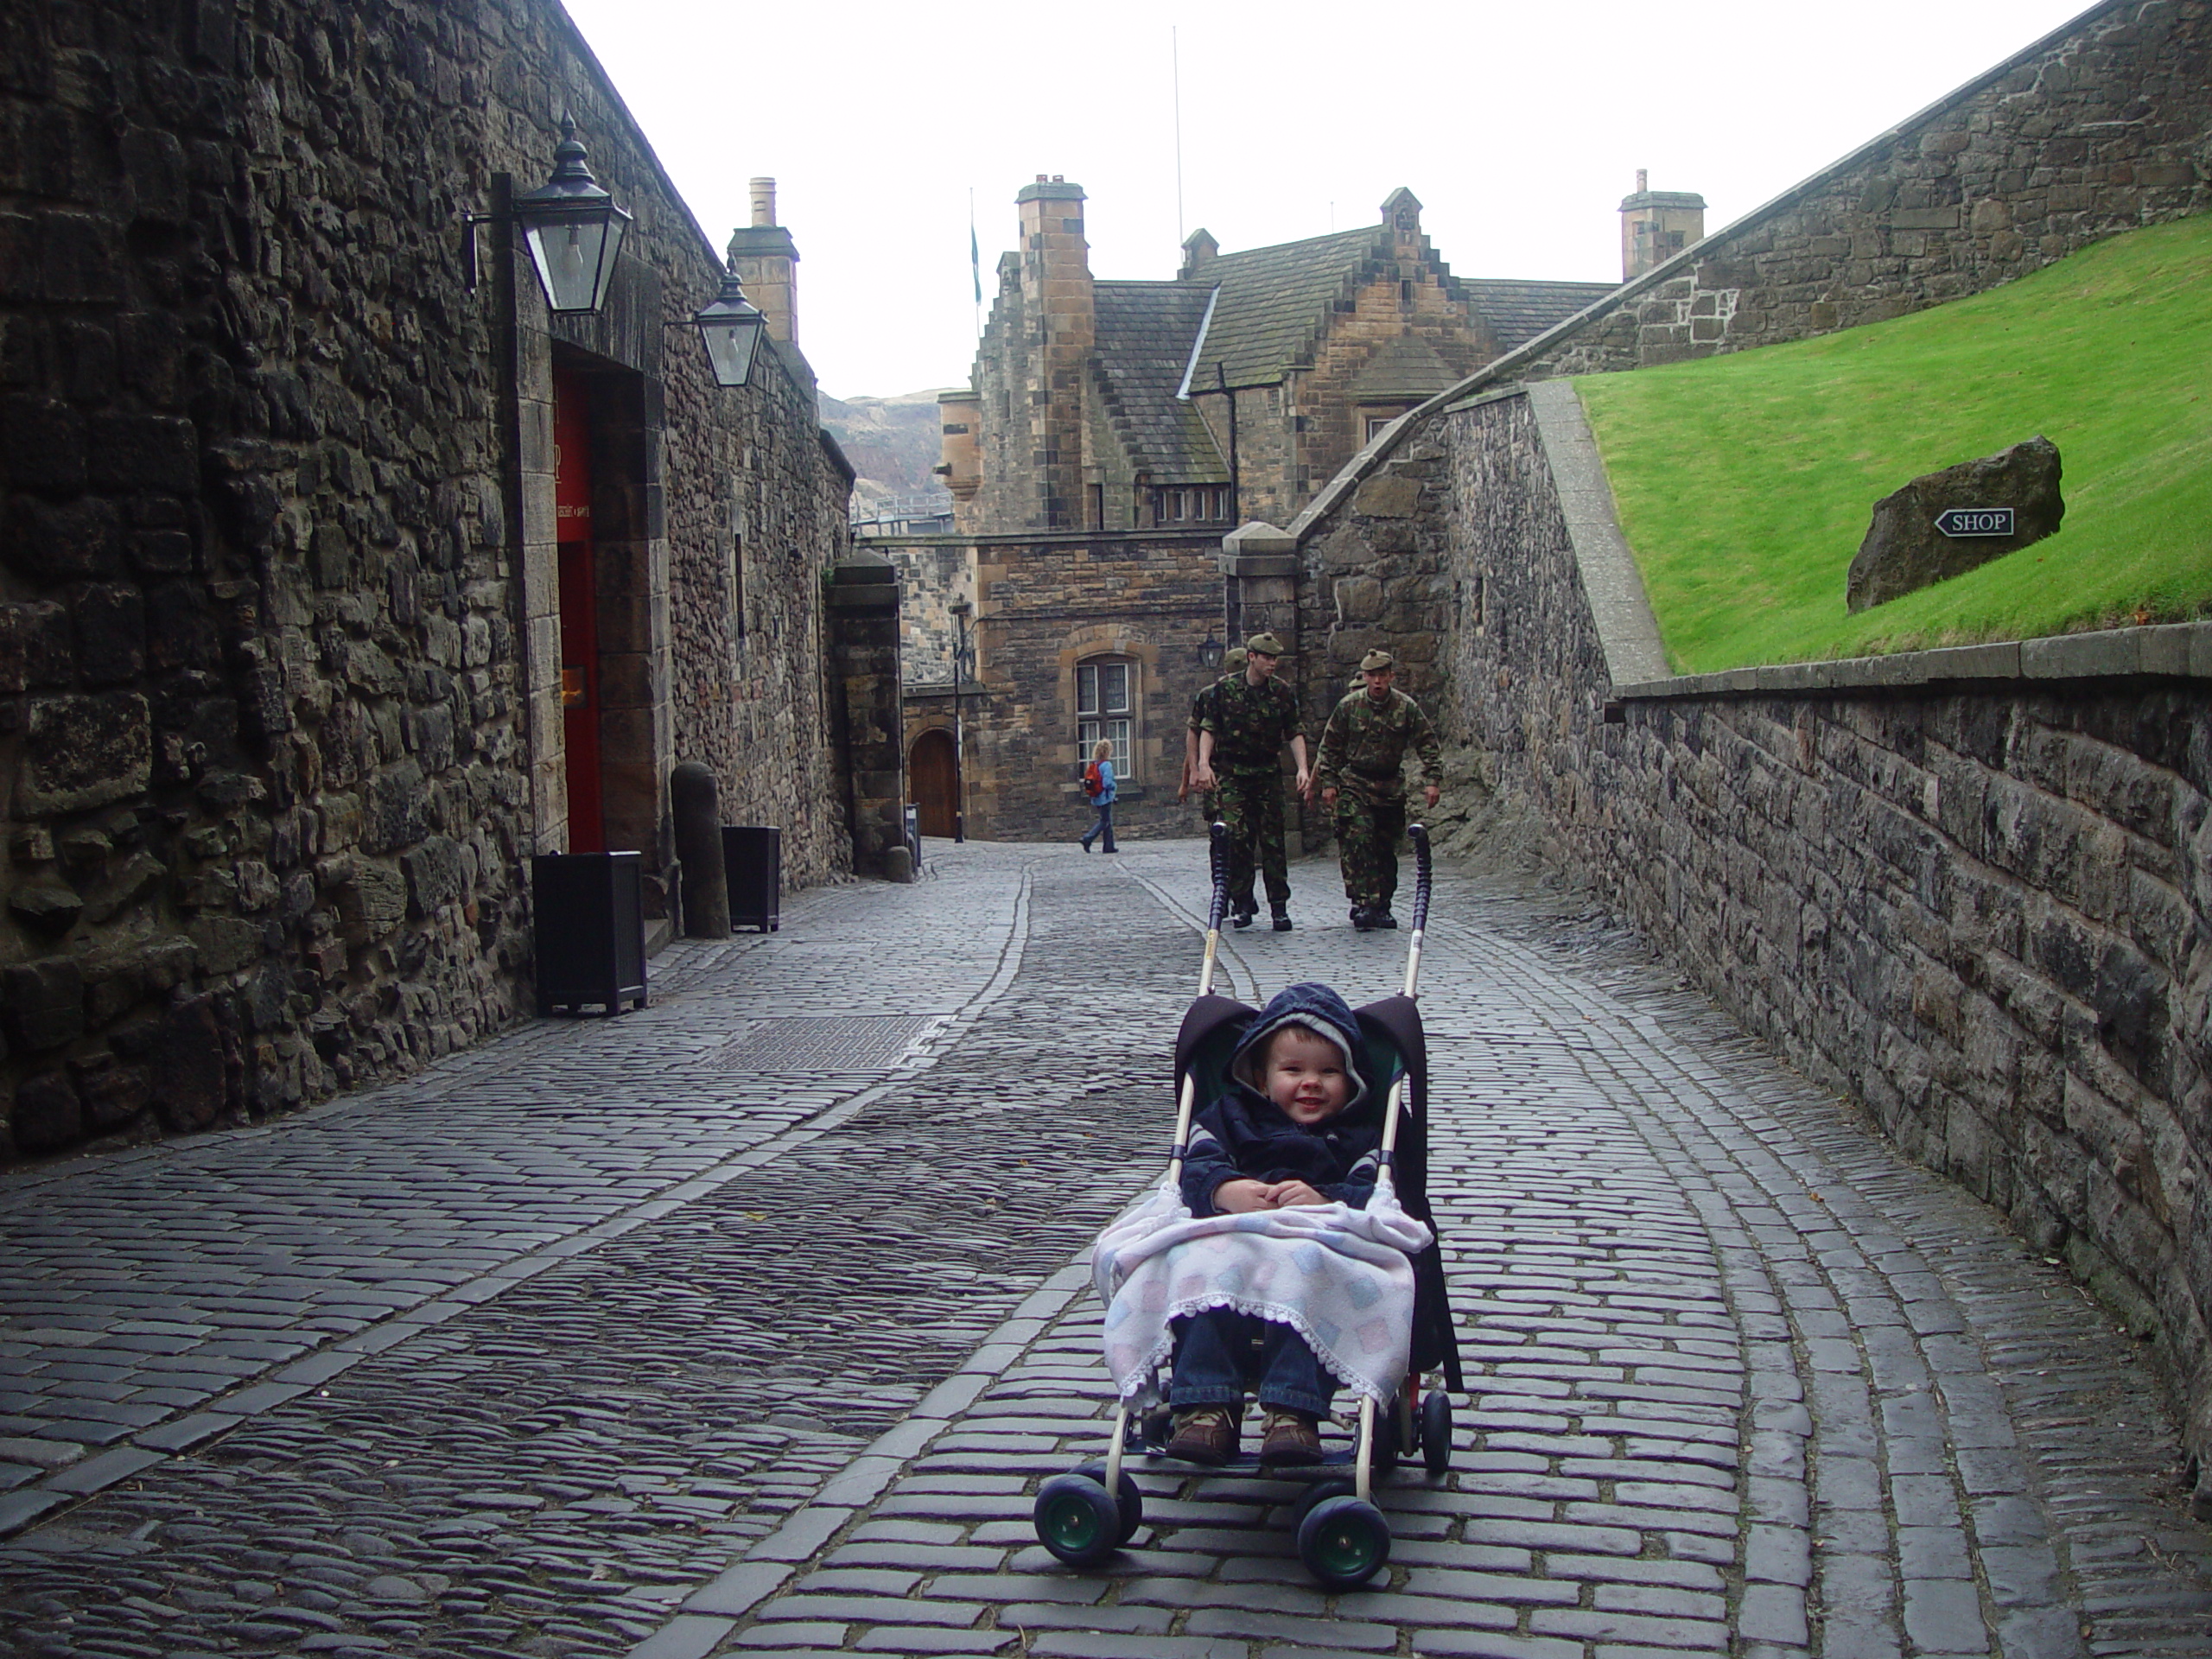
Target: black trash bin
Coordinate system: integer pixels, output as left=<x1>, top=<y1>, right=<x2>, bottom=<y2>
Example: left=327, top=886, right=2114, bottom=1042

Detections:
left=722, top=826, right=780, bottom=932
left=532, top=851, right=648, bottom=1015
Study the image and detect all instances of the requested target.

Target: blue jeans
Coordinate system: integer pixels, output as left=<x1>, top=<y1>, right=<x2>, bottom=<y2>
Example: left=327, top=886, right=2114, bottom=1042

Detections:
left=1169, top=1308, right=1335, bottom=1416
left=1081, top=800, right=1116, bottom=851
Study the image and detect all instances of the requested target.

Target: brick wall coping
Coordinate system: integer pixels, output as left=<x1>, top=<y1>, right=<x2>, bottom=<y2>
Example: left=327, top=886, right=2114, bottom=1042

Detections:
left=1286, top=0, right=2135, bottom=546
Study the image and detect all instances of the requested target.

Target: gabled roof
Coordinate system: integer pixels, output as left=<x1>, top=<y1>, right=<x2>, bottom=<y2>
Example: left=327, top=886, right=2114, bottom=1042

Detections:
left=1090, top=281, right=1228, bottom=482
left=1187, top=226, right=1388, bottom=388
left=1461, top=278, right=1621, bottom=352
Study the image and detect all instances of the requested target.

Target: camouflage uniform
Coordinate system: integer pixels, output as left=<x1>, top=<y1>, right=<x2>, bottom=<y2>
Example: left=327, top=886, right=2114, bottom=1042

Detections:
left=1185, top=648, right=1248, bottom=830
left=1313, top=686, right=1442, bottom=916
left=1201, top=672, right=1304, bottom=915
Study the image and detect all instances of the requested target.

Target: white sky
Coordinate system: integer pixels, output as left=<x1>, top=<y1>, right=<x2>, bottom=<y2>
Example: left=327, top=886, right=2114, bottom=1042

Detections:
left=560, top=0, right=2095, bottom=402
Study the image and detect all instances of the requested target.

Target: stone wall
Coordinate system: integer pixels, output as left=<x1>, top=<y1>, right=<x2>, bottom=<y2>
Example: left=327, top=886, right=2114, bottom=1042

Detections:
left=1301, top=382, right=2212, bottom=1491
left=963, top=530, right=1226, bottom=842
left=0, top=0, right=852, bottom=1161
left=1540, top=0, right=2208, bottom=378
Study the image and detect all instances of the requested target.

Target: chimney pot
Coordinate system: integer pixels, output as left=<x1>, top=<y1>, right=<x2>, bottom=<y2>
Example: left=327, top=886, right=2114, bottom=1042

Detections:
left=1637, top=168, right=1648, bottom=193
left=749, top=176, right=777, bottom=227
left=1036, top=174, right=1048, bottom=183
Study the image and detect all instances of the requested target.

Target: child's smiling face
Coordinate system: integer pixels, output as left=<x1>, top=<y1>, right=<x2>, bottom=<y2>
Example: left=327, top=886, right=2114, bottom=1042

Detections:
left=1262, top=1025, right=1353, bottom=1125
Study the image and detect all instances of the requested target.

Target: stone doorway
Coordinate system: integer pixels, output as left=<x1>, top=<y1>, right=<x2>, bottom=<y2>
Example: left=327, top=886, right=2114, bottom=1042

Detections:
left=910, top=728, right=958, bottom=838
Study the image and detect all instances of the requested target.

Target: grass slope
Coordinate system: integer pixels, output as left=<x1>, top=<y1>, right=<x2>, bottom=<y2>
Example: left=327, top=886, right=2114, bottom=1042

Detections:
left=1573, top=215, right=2212, bottom=672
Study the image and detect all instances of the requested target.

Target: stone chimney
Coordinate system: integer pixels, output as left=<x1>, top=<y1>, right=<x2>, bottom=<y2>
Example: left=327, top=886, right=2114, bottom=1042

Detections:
left=1014, top=175, right=1092, bottom=530
left=727, top=175, right=800, bottom=344
left=1179, top=228, right=1218, bottom=282
left=1619, top=170, right=1706, bottom=282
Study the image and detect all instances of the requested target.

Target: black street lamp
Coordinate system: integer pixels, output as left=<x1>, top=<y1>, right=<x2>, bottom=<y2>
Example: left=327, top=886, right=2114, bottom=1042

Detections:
left=950, top=600, right=974, bottom=843
left=1198, top=627, right=1225, bottom=671
left=690, top=269, right=769, bottom=389
left=466, top=117, right=633, bottom=316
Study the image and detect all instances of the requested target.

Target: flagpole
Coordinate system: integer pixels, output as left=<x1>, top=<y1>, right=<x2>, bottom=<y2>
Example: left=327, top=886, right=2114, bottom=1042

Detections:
left=1172, top=28, right=1185, bottom=245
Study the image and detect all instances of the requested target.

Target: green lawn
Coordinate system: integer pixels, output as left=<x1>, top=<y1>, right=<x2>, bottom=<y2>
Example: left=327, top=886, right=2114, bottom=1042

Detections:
left=1573, top=214, right=2212, bottom=672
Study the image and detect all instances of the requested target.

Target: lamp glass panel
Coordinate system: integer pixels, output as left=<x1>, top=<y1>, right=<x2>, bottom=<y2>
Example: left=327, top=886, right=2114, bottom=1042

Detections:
left=524, top=213, right=626, bottom=314
left=700, top=317, right=764, bottom=388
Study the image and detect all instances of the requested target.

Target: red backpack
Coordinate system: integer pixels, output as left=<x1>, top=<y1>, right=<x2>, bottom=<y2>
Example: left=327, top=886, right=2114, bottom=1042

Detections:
left=1082, top=761, right=1104, bottom=798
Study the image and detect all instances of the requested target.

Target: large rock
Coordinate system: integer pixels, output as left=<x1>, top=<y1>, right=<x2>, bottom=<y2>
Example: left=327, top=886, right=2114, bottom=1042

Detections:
left=1847, top=436, right=2063, bottom=612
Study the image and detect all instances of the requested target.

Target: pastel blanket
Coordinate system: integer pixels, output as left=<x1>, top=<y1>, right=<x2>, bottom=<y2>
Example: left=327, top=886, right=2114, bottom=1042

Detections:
left=1092, top=1174, right=1433, bottom=1408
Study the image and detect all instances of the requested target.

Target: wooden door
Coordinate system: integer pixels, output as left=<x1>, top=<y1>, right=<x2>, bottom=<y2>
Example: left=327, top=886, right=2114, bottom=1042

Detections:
left=910, top=728, right=958, bottom=838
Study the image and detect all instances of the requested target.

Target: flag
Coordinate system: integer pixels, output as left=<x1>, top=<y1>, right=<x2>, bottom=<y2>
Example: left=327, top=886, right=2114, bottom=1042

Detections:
left=970, top=220, right=982, bottom=305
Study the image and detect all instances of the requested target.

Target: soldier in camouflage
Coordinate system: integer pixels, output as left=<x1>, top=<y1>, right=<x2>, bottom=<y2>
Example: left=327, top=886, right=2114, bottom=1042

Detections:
left=1193, top=633, right=1310, bottom=931
left=1314, top=649, right=1442, bottom=931
left=1179, top=646, right=1247, bottom=831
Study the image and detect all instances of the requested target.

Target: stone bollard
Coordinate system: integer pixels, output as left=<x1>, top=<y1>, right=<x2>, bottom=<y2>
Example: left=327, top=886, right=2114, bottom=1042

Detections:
left=670, top=762, right=731, bottom=938
left=881, top=844, right=915, bottom=883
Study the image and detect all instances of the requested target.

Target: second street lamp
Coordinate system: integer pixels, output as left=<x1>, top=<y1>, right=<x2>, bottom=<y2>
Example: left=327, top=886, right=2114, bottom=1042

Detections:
left=690, top=269, right=768, bottom=389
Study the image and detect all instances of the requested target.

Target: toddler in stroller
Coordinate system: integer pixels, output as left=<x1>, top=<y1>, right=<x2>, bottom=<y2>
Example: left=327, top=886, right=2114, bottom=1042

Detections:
left=1033, top=825, right=1461, bottom=1588
left=1161, top=982, right=1389, bottom=1467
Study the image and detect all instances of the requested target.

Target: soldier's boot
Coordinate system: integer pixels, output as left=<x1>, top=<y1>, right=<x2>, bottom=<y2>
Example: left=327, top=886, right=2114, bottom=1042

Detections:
left=1349, top=906, right=1373, bottom=931
left=1272, top=908, right=1294, bottom=932
left=1370, top=907, right=1399, bottom=929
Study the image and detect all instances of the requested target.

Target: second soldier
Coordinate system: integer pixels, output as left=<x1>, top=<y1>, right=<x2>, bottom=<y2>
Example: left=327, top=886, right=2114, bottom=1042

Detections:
left=1313, top=649, right=1441, bottom=930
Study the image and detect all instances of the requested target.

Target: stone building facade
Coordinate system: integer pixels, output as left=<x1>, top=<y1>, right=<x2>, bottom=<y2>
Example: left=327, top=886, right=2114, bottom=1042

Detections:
left=0, top=0, right=862, bottom=1162
left=1261, top=0, right=2212, bottom=1486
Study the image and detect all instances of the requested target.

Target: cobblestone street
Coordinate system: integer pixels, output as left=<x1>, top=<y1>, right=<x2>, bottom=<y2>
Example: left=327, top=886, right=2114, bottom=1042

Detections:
left=4, top=837, right=2210, bottom=1659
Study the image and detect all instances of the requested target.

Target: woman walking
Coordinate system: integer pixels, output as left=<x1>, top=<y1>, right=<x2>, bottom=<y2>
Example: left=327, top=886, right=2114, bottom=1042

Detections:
left=1079, top=738, right=1118, bottom=854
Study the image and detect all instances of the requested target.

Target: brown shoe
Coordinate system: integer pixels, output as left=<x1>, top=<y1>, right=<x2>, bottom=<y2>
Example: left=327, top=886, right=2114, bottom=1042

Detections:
left=1258, top=1409, right=1324, bottom=1466
left=1164, top=1406, right=1237, bottom=1465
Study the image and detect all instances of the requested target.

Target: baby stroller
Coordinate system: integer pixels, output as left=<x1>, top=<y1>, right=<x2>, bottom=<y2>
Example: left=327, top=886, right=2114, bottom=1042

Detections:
left=1033, top=823, right=1462, bottom=1588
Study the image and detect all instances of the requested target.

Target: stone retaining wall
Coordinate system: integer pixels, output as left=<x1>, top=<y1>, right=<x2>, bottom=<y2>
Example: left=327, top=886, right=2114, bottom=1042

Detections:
left=1302, top=384, right=2212, bottom=1489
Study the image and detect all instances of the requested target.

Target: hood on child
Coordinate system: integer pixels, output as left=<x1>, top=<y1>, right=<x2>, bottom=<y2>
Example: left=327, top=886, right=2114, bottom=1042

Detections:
left=1228, top=982, right=1370, bottom=1116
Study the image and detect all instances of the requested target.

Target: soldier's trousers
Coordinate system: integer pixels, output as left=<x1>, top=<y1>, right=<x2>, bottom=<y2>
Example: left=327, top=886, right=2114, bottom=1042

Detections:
left=1335, top=788, right=1407, bottom=910
left=1217, top=770, right=1290, bottom=913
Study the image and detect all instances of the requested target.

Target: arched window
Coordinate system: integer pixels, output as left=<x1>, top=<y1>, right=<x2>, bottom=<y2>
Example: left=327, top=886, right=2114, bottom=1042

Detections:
left=1076, top=655, right=1135, bottom=775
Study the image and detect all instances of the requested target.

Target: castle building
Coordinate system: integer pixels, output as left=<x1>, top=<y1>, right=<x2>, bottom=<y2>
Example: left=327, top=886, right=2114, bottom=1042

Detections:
left=943, top=183, right=1616, bottom=534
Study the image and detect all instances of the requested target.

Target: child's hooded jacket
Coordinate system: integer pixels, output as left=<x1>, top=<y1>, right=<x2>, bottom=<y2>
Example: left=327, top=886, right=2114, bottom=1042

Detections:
left=1179, top=982, right=1384, bottom=1215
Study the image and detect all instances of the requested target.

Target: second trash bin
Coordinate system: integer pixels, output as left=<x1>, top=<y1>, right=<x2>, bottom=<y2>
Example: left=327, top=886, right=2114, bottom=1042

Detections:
left=723, top=825, right=780, bottom=932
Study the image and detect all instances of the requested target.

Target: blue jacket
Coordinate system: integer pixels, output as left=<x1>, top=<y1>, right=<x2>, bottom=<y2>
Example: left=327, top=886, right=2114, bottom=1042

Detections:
left=1092, top=760, right=1116, bottom=804
left=1179, top=982, right=1382, bottom=1216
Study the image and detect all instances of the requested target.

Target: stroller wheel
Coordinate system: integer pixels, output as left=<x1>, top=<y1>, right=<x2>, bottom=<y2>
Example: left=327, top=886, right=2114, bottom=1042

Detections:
left=1074, top=1462, right=1145, bottom=1545
left=1298, top=1493, right=1391, bottom=1589
left=1421, top=1391, right=1454, bottom=1476
left=1033, top=1471, right=1123, bottom=1567
left=1293, top=1477, right=1355, bottom=1528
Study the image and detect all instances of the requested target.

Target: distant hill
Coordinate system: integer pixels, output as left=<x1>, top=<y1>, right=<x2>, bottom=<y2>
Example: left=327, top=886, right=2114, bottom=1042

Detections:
left=820, top=388, right=958, bottom=519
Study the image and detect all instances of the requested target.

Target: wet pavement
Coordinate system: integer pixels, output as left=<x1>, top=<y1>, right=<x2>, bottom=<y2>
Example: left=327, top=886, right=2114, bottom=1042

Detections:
left=3, top=836, right=2209, bottom=1658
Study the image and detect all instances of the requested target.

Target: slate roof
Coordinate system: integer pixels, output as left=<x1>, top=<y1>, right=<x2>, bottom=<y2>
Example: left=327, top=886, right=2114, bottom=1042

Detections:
left=1090, top=281, right=1228, bottom=482
left=1189, top=226, right=1385, bottom=388
left=1461, top=278, right=1621, bottom=352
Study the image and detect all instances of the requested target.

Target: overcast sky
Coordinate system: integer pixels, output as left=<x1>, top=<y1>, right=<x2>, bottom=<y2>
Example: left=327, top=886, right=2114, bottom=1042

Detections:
left=559, top=0, right=2094, bottom=402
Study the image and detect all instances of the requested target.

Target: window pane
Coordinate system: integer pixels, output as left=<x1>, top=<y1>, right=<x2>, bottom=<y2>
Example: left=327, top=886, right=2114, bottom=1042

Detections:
left=1077, top=663, right=1098, bottom=715
left=1102, top=662, right=1130, bottom=714
left=1109, top=719, right=1131, bottom=770
left=1078, top=719, right=1100, bottom=762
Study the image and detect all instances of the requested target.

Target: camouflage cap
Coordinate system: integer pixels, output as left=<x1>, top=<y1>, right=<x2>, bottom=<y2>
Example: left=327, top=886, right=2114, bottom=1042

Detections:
left=1359, top=649, right=1396, bottom=672
left=1244, top=632, right=1286, bottom=657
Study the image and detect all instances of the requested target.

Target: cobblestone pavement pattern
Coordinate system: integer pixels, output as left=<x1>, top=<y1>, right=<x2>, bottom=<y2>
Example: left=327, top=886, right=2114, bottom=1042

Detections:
left=3, top=841, right=2210, bottom=1659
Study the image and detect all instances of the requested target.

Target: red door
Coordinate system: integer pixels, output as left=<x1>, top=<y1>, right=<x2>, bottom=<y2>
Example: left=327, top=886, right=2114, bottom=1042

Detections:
left=554, top=368, right=605, bottom=852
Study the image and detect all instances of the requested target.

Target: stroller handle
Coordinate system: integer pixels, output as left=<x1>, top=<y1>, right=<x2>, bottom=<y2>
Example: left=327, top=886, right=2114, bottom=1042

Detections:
left=1402, top=823, right=1433, bottom=999
left=1199, top=821, right=1230, bottom=998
